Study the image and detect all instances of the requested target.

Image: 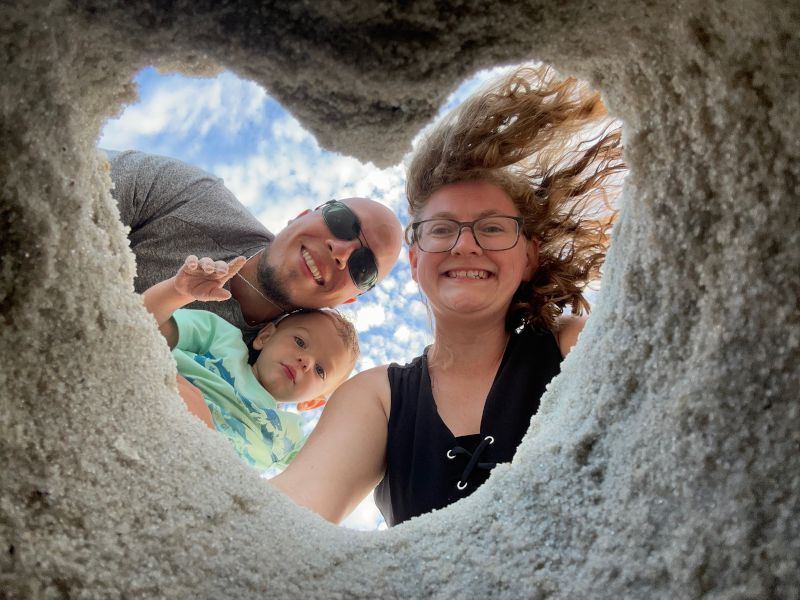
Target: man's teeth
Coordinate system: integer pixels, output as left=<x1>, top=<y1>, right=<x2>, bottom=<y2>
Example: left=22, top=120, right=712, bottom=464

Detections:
left=448, top=270, right=489, bottom=279
left=302, top=249, right=323, bottom=283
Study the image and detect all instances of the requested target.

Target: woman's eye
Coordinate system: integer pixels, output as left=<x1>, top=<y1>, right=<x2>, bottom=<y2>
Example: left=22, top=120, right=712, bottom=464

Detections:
left=426, top=222, right=457, bottom=236
left=478, top=222, right=506, bottom=234
left=294, top=336, right=306, bottom=349
left=315, top=364, right=326, bottom=379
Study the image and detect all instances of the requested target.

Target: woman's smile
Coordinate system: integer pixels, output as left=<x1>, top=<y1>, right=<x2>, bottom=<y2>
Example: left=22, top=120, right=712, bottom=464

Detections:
left=410, top=180, right=533, bottom=318
left=444, top=269, right=492, bottom=280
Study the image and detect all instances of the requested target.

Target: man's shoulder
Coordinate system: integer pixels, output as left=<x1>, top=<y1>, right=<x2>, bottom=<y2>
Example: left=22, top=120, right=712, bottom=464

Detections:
left=102, top=148, right=273, bottom=243
left=102, top=148, right=219, bottom=187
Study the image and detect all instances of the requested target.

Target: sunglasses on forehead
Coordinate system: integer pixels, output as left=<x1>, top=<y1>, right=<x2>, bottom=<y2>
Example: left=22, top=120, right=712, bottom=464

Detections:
left=317, top=199, right=379, bottom=291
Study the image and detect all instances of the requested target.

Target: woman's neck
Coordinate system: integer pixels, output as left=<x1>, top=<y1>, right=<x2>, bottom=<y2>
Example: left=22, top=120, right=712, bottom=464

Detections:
left=429, top=313, right=509, bottom=373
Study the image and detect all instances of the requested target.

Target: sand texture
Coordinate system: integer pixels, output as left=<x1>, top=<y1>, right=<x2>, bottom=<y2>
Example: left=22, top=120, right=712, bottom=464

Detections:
left=1, top=0, right=798, bottom=597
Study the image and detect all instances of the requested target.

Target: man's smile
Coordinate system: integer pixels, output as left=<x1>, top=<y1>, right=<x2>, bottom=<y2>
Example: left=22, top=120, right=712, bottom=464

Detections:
left=301, top=247, right=324, bottom=285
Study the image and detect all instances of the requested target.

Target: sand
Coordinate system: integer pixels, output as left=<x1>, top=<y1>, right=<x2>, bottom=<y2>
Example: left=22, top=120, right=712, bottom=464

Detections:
left=1, top=0, right=798, bottom=597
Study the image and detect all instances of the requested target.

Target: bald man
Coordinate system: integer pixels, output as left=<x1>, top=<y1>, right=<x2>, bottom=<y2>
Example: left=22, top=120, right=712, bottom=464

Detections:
left=105, top=149, right=403, bottom=345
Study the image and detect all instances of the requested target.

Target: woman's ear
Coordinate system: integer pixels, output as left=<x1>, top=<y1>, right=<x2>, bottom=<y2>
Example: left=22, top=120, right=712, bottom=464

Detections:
left=409, top=245, right=419, bottom=283
left=522, top=238, right=540, bottom=282
left=252, top=322, right=277, bottom=350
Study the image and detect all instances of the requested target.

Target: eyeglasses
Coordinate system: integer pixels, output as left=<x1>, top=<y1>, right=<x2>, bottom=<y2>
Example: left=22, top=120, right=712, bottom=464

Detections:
left=406, top=216, right=524, bottom=253
left=318, top=200, right=379, bottom=291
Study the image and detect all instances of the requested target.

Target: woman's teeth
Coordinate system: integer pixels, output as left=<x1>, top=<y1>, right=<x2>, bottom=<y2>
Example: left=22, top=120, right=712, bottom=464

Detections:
left=302, top=249, right=323, bottom=284
left=447, top=270, right=489, bottom=279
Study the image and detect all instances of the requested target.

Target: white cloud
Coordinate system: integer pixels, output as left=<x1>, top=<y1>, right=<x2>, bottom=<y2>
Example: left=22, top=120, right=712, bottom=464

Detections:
left=357, top=355, right=377, bottom=371
left=272, top=114, right=313, bottom=144
left=378, top=277, right=397, bottom=292
left=408, top=301, right=430, bottom=321
left=351, top=304, right=386, bottom=332
left=214, top=158, right=264, bottom=208
left=394, top=324, right=412, bottom=343
left=402, top=279, right=419, bottom=296
left=100, top=70, right=267, bottom=150
left=210, top=123, right=405, bottom=227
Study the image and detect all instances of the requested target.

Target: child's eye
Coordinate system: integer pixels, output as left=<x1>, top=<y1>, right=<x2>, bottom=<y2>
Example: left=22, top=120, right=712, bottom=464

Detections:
left=294, top=336, right=306, bottom=349
left=314, top=364, right=326, bottom=380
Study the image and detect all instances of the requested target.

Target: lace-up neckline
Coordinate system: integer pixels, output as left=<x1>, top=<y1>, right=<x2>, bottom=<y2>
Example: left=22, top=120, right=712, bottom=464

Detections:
left=447, top=435, right=497, bottom=490
left=375, top=326, right=563, bottom=527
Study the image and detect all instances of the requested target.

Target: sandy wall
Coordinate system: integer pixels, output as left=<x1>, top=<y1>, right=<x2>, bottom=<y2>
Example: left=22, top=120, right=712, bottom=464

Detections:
left=1, top=0, right=798, bottom=597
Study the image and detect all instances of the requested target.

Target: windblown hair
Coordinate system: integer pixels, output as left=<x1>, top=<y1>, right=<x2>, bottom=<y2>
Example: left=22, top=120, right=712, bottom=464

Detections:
left=406, top=66, right=626, bottom=332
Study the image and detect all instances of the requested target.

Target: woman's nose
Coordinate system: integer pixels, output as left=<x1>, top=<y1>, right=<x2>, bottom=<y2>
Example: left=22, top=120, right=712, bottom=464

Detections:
left=451, top=226, right=482, bottom=255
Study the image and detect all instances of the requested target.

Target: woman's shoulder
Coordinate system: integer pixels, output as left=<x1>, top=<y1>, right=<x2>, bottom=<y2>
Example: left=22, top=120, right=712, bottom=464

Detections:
left=333, top=364, right=392, bottom=419
left=349, top=363, right=391, bottom=382
left=331, top=351, right=428, bottom=425
left=342, top=353, right=427, bottom=421
left=553, top=314, right=588, bottom=357
left=387, top=349, right=428, bottom=371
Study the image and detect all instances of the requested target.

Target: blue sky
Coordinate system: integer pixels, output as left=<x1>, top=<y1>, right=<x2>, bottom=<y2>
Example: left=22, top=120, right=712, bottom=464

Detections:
left=100, top=65, right=509, bottom=530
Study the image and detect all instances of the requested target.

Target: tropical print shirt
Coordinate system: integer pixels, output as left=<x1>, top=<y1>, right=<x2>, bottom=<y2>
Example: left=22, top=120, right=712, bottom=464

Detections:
left=172, top=309, right=304, bottom=470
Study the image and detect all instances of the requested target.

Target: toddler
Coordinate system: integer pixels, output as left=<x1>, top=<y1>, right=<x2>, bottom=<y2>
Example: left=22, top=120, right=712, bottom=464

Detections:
left=143, top=255, right=359, bottom=470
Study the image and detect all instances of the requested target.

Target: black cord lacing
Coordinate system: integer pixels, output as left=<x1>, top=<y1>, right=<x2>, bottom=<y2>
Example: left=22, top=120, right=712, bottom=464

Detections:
left=446, top=435, right=496, bottom=490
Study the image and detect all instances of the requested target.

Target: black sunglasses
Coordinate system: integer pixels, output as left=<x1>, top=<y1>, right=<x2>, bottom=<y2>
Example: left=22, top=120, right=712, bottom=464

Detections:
left=318, top=200, right=379, bottom=291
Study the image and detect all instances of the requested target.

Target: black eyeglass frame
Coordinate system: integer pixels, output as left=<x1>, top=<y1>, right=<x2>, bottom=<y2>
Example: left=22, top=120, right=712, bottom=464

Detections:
left=317, top=199, right=379, bottom=291
left=406, top=216, right=525, bottom=253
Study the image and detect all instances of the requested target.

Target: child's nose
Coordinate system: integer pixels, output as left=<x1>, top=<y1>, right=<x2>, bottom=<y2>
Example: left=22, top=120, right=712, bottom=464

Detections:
left=296, top=353, right=311, bottom=372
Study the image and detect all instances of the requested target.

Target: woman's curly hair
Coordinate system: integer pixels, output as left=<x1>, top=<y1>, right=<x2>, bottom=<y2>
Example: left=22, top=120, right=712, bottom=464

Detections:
left=405, top=66, right=626, bottom=332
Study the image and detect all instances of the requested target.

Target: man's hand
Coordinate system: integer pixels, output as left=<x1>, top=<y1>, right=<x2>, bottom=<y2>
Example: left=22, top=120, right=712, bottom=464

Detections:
left=173, top=255, right=247, bottom=303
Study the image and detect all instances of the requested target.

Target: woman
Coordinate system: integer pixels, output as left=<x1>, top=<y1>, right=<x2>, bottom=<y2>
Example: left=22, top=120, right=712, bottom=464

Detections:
left=272, top=66, right=624, bottom=526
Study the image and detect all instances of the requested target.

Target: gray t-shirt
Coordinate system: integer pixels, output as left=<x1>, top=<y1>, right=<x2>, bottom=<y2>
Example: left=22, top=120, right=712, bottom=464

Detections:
left=105, top=149, right=271, bottom=343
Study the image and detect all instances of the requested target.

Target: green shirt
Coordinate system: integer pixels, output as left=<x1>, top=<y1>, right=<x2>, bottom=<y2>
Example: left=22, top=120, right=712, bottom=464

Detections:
left=172, top=309, right=304, bottom=470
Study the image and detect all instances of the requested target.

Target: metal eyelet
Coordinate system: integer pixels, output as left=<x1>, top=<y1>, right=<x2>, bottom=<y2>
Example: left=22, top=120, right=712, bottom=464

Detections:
left=446, top=449, right=456, bottom=459
left=485, top=435, right=495, bottom=444
left=456, top=480, right=468, bottom=490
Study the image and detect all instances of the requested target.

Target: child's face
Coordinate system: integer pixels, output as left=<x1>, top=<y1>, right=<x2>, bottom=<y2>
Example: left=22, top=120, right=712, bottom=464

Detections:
left=251, top=312, right=352, bottom=404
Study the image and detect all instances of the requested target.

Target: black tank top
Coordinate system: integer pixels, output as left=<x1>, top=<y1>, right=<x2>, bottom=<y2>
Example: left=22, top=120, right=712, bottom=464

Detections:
left=374, top=326, right=562, bottom=527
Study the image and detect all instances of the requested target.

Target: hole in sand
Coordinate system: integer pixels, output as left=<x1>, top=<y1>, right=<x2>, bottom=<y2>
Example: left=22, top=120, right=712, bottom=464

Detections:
left=100, top=63, right=623, bottom=532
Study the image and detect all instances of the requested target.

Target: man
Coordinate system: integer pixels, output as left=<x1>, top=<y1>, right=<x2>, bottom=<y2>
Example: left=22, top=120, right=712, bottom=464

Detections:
left=105, top=149, right=403, bottom=345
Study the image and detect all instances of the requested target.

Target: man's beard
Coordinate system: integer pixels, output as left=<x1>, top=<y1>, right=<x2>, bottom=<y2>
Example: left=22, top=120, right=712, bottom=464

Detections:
left=256, top=250, right=294, bottom=311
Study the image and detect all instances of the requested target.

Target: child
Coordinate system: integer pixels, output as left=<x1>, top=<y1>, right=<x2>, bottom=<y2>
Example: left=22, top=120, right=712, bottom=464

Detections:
left=143, top=254, right=359, bottom=470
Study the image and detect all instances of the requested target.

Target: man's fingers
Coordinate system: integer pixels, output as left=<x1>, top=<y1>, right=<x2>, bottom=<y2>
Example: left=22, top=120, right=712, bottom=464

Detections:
left=213, top=260, right=228, bottom=274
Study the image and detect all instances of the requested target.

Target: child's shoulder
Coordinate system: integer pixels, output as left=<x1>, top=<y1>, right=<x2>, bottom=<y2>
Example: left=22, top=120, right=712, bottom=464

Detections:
left=174, top=308, right=237, bottom=329
left=172, top=308, right=247, bottom=348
